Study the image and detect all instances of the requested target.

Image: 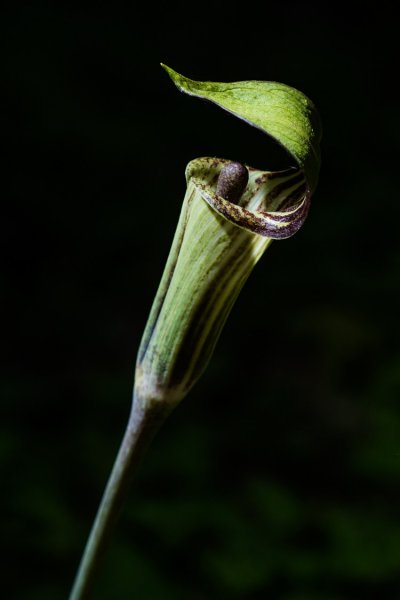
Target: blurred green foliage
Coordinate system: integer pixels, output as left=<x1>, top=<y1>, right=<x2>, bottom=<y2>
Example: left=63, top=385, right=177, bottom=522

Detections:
left=2, top=3, right=399, bottom=599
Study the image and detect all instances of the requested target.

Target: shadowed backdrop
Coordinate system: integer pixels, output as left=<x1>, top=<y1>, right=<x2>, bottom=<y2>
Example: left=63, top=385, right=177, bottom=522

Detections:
left=2, top=3, right=399, bottom=599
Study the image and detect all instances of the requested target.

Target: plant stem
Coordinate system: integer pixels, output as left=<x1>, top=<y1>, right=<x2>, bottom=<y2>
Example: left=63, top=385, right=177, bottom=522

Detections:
left=69, top=396, right=170, bottom=600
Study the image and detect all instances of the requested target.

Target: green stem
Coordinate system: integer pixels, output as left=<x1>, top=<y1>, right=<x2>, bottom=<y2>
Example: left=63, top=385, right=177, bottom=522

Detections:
left=69, top=396, right=170, bottom=600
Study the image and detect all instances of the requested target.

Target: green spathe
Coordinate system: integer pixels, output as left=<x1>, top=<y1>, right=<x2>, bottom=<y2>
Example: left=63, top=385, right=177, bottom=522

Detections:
left=161, top=64, right=322, bottom=193
left=135, top=158, right=310, bottom=409
left=134, top=68, right=321, bottom=410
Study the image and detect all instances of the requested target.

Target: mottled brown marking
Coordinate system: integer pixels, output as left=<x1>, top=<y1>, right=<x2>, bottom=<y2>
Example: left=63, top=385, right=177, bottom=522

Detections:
left=255, top=174, right=270, bottom=185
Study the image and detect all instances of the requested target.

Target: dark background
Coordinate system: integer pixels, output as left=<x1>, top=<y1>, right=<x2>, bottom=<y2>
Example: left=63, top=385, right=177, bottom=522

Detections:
left=2, top=3, right=399, bottom=599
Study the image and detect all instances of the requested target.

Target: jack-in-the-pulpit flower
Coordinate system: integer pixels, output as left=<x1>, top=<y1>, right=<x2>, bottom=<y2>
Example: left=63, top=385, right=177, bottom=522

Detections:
left=135, top=64, right=321, bottom=413
left=69, top=66, right=321, bottom=600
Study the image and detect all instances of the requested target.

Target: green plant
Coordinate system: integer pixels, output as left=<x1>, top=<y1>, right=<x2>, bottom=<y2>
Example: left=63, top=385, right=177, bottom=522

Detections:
left=69, top=65, right=321, bottom=599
